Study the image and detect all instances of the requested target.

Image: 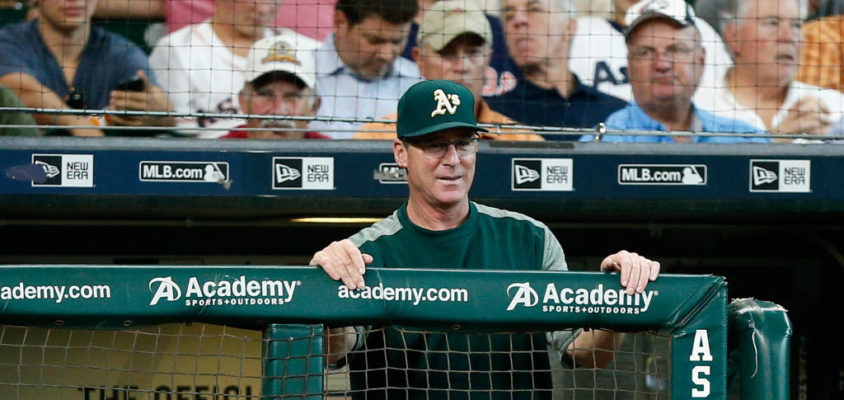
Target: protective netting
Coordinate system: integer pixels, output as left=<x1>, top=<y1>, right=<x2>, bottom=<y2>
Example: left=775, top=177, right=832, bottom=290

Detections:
left=0, top=0, right=841, bottom=142
left=1, top=323, right=671, bottom=400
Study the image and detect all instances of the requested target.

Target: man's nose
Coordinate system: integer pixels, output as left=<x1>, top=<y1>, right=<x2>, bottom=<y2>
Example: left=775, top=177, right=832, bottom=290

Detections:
left=377, top=43, right=400, bottom=63
left=778, top=22, right=799, bottom=43
left=441, top=144, right=461, bottom=165
left=508, top=10, right=529, bottom=28
left=271, top=99, right=291, bottom=115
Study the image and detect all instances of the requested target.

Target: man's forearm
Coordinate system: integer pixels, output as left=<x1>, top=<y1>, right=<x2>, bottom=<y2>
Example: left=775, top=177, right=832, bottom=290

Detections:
left=568, top=328, right=626, bottom=368
left=95, top=0, right=166, bottom=19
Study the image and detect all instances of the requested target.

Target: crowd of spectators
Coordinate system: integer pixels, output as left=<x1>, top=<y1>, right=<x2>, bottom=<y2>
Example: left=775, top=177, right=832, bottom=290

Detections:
left=0, top=0, right=842, bottom=143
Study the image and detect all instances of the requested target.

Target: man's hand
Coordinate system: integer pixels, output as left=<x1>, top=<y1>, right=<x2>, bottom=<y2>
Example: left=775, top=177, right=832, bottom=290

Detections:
left=600, top=250, right=660, bottom=295
left=107, top=70, right=174, bottom=127
left=325, top=326, right=357, bottom=365
left=773, top=96, right=833, bottom=141
left=310, top=239, right=373, bottom=289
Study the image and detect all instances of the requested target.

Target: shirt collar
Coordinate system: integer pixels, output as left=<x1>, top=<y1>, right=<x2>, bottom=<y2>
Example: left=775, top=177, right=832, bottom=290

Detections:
left=317, top=33, right=346, bottom=76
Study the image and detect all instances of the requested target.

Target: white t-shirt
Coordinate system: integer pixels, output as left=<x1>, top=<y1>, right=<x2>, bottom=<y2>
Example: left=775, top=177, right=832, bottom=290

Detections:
left=149, top=21, right=318, bottom=138
left=694, top=69, right=844, bottom=138
left=569, top=16, right=734, bottom=103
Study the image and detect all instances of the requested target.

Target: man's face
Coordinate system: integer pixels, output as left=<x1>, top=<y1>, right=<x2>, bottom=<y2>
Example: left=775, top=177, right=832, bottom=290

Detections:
left=334, top=13, right=411, bottom=80
left=501, top=0, right=569, bottom=68
left=39, top=0, right=98, bottom=32
left=219, top=0, right=281, bottom=39
left=727, top=0, right=802, bottom=83
left=414, top=35, right=491, bottom=100
left=240, top=77, right=317, bottom=139
left=627, top=20, right=704, bottom=109
left=395, top=129, right=478, bottom=209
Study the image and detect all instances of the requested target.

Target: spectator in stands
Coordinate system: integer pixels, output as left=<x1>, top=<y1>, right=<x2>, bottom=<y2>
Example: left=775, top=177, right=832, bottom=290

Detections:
left=0, top=0, right=173, bottom=136
left=487, top=0, right=627, bottom=140
left=696, top=0, right=844, bottom=142
left=568, top=0, right=734, bottom=103
left=581, top=0, right=769, bottom=142
left=401, top=0, right=520, bottom=98
left=798, top=13, right=844, bottom=92
left=95, top=0, right=336, bottom=40
left=221, top=33, right=328, bottom=139
left=0, top=82, right=40, bottom=136
left=149, top=0, right=319, bottom=138
left=311, top=80, right=661, bottom=398
left=310, top=0, right=421, bottom=138
left=355, top=0, right=542, bottom=141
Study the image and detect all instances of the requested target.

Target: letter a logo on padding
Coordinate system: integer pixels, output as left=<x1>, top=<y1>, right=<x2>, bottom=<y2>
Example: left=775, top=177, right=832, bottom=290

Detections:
left=430, top=89, right=461, bottom=117
left=149, top=276, right=182, bottom=305
left=506, top=282, right=539, bottom=310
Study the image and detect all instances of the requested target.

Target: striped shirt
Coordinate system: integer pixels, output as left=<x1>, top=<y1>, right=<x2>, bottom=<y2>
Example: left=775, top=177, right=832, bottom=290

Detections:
left=798, top=15, right=844, bottom=92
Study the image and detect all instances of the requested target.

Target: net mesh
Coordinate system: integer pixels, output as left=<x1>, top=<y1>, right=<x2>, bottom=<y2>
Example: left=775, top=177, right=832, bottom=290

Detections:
left=0, top=0, right=840, bottom=141
left=0, top=323, right=264, bottom=400
left=2, top=323, right=671, bottom=400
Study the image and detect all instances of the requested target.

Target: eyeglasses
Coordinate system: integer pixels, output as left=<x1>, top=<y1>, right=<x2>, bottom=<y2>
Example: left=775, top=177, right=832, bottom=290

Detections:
left=405, top=136, right=480, bottom=159
left=629, top=44, right=695, bottom=61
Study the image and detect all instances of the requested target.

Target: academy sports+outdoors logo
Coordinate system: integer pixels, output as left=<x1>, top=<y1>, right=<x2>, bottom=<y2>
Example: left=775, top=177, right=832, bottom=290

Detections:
left=148, top=276, right=300, bottom=307
left=506, top=282, right=657, bottom=315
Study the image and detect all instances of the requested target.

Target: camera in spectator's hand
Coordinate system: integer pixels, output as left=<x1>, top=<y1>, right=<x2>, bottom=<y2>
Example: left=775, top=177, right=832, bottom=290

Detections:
left=114, top=76, right=145, bottom=92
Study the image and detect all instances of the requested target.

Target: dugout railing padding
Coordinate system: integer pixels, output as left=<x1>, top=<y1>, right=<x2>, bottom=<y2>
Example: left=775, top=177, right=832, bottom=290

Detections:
left=0, top=265, right=787, bottom=399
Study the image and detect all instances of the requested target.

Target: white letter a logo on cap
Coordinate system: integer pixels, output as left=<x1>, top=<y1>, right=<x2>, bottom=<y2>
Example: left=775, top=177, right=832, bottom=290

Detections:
left=431, top=89, right=461, bottom=117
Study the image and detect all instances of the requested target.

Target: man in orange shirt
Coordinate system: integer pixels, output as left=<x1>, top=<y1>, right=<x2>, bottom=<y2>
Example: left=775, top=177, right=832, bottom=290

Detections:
left=355, top=0, right=542, bottom=141
left=798, top=14, right=844, bottom=92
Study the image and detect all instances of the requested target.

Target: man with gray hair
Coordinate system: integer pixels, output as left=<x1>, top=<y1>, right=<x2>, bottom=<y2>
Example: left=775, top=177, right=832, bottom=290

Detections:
left=487, top=0, right=627, bottom=140
left=221, top=33, right=328, bottom=139
left=694, top=0, right=844, bottom=142
left=580, top=0, right=769, bottom=142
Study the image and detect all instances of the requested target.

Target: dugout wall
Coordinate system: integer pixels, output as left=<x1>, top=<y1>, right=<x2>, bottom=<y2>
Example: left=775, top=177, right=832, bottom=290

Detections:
left=0, top=138, right=839, bottom=398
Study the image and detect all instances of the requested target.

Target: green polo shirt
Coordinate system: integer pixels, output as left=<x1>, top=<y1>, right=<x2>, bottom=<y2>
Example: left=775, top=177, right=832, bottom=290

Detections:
left=0, top=83, right=40, bottom=136
left=346, top=202, right=576, bottom=400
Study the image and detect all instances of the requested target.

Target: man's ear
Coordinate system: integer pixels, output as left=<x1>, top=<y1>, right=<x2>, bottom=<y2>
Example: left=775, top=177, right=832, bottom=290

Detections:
left=310, top=96, right=322, bottom=114
left=722, top=23, right=739, bottom=58
left=238, top=89, right=248, bottom=114
left=565, top=17, right=578, bottom=36
left=394, top=138, right=408, bottom=167
left=334, top=9, right=349, bottom=32
left=411, top=46, right=422, bottom=64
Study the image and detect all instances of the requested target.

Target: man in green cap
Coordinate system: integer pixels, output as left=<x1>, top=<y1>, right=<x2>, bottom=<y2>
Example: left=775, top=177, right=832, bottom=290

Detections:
left=311, top=79, right=661, bottom=400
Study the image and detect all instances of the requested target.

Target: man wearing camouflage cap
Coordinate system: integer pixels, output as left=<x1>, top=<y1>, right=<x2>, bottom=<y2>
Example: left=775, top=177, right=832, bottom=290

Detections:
left=310, top=79, right=661, bottom=399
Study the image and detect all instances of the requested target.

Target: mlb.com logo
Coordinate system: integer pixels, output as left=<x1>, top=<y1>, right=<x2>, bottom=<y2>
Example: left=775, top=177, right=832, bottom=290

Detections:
left=512, top=158, right=573, bottom=191
left=272, top=157, right=334, bottom=190
left=749, top=160, right=810, bottom=193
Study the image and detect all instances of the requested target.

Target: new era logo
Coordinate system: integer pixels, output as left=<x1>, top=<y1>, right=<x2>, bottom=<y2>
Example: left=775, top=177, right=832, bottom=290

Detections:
left=752, top=165, right=777, bottom=186
left=749, top=160, right=810, bottom=193
left=31, top=154, right=94, bottom=187
left=276, top=164, right=301, bottom=183
left=513, top=165, right=540, bottom=185
left=272, top=157, right=334, bottom=190
left=512, top=158, right=573, bottom=191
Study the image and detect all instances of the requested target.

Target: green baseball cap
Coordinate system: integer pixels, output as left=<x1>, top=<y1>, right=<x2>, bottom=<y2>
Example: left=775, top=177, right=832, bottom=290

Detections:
left=396, top=80, right=488, bottom=139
